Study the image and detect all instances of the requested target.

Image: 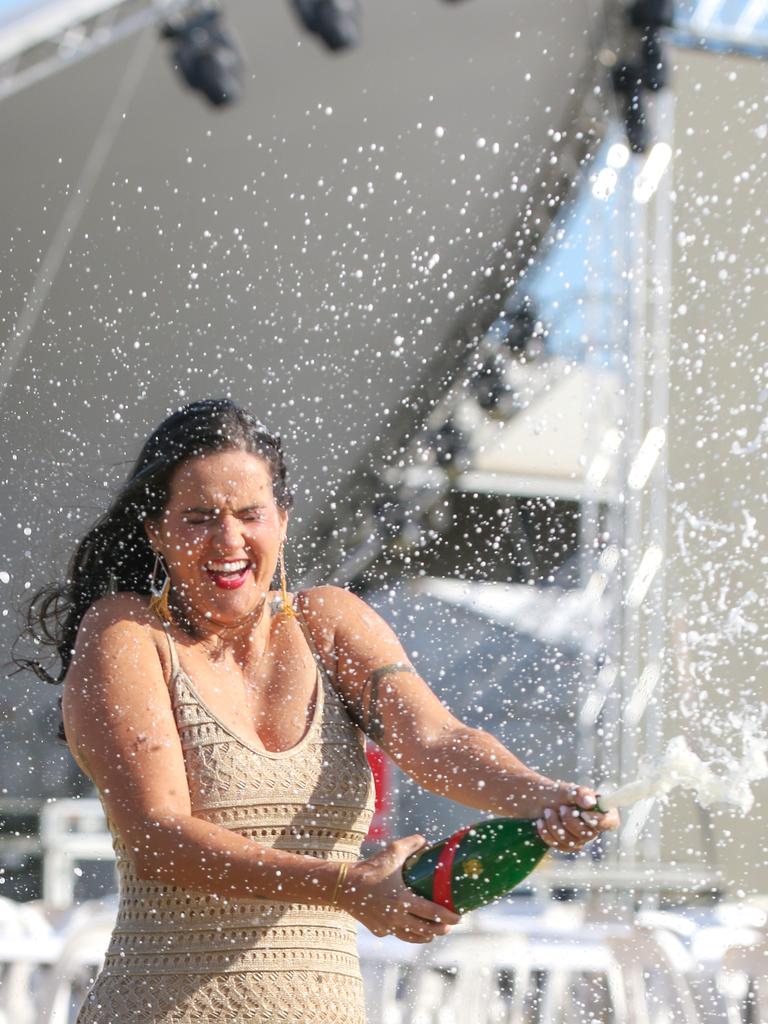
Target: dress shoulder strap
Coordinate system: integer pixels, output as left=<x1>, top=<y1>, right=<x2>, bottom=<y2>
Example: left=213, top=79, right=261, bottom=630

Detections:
left=157, top=618, right=181, bottom=680
left=292, top=591, right=334, bottom=686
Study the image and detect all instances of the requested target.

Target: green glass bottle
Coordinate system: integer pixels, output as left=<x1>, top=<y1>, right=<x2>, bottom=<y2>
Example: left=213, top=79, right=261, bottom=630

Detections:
left=402, top=818, right=549, bottom=915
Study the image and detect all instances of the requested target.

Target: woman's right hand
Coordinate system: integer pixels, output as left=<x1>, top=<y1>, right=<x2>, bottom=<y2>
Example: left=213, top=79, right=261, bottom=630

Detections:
left=533, top=780, right=621, bottom=853
left=337, top=834, right=461, bottom=943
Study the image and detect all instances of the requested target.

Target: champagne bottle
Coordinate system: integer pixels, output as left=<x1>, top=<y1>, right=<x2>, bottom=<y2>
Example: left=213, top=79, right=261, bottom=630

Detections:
left=401, top=818, right=548, bottom=915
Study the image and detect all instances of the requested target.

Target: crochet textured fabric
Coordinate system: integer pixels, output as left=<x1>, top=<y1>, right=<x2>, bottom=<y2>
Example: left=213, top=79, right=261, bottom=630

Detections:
left=75, top=597, right=376, bottom=1023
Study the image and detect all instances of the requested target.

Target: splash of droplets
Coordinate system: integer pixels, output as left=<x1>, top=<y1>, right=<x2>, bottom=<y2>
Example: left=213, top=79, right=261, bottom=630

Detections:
left=600, top=730, right=768, bottom=815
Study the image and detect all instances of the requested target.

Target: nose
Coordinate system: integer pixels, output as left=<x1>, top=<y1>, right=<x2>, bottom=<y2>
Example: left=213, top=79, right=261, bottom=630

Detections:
left=211, top=513, right=248, bottom=555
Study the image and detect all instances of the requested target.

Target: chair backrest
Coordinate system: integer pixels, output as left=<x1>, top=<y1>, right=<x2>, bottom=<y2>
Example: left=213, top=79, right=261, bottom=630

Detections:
left=0, top=896, right=22, bottom=935
left=406, top=931, right=531, bottom=1024
left=605, top=928, right=699, bottom=1024
left=715, top=904, right=768, bottom=930
left=39, top=799, right=114, bottom=911
left=723, top=941, right=768, bottom=977
left=722, top=940, right=768, bottom=1020
left=12, top=901, right=55, bottom=942
left=35, top=910, right=116, bottom=1024
left=59, top=915, right=115, bottom=969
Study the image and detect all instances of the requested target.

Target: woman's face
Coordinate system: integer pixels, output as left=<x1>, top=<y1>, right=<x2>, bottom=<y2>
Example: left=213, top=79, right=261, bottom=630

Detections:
left=144, top=449, right=288, bottom=628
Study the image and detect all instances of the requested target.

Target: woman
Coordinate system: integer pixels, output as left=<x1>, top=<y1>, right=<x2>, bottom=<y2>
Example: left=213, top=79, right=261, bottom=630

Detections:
left=21, top=399, right=618, bottom=1023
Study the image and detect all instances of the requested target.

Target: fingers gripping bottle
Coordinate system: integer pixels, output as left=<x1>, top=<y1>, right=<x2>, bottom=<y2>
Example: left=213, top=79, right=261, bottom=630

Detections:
left=402, top=818, right=549, bottom=915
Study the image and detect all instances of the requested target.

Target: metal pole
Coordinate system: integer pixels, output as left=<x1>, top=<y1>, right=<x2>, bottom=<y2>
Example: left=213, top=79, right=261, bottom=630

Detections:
left=640, top=87, right=674, bottom=867
left=592, top=139, right=634, bottom=869
left=619, top=152, right=648, bottom=867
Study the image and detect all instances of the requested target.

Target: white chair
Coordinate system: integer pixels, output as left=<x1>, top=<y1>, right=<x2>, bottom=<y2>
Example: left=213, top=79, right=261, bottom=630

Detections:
left=469, top=909, right=627, bottom=1024
left=715, top=904, right=768, bottom=931
left=602, top=928, right=699, bottom=1024
left=358, top=929, right=423, bottom=1024
left=635, top=909, right=698, bottom=942
left=517, top=921, right=699, bottom=1024
left=0, top=897, right=61, bottom=1024
left=721, top=938, right=768, bottom=1024
left=636, top=907, right=712, bottom=1017
left=370, top=909, right=709, bottom=1024
left=531, top=933, right=627, bottom=1024
left=35, top=906, right=116, bottom=1023
left=39, top=799, right=114, bottom=912
left=406, top=931, right=531, bottom=1024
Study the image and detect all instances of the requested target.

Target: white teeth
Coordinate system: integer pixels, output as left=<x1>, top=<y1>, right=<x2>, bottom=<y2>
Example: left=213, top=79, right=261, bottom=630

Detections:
left=206, top=560, right=250, bottom=572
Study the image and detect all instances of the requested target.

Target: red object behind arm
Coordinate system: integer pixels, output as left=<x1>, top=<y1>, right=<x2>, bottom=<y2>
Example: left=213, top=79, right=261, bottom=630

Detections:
left=365, top=744, right=392, bottom=842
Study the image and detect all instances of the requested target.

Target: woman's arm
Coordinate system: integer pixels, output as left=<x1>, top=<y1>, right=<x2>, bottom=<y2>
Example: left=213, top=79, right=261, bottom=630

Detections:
left=393, top=722, right=565, bottom=819
left=301, top=587, right=619, bottom=849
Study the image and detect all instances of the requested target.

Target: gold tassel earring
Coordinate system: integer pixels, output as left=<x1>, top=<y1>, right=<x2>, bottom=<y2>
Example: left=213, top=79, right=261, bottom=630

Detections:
left=148, top=553, right=173, bottom=624
left=278, top=540, right=295, bottom=619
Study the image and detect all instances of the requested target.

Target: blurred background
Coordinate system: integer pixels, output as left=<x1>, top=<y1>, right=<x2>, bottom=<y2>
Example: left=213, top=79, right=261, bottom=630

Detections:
left=1, top=0, right=767, bottom=1020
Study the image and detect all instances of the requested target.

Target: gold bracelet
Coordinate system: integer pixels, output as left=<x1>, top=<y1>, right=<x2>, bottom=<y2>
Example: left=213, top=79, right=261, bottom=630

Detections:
left=330, top=861, right=349, bottom=907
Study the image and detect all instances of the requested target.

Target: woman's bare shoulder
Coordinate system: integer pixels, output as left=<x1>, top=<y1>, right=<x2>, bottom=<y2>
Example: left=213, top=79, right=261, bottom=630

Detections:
left=294, top=587, right=392, bottom=659
left=296, top=584, right=364, bottom=613
left=294, top=585, right=367, bottom=629
left=65, top=591, right=165, bottom=692
left=80, top=590, right=158, bottom=629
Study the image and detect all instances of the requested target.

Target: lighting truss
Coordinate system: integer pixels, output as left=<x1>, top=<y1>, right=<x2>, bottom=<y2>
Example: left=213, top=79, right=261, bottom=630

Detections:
left=675, top=0, right=768, bottom=53
left=0, top=0, right=188, bottom=103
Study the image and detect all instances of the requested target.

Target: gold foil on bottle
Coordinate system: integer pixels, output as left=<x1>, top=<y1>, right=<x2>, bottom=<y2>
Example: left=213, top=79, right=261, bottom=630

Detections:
left=462, top=858, right=483, bottom=879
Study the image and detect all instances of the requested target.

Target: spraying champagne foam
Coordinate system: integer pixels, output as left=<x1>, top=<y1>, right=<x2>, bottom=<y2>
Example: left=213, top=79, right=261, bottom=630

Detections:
left=599, top=732, right=768, bottom=814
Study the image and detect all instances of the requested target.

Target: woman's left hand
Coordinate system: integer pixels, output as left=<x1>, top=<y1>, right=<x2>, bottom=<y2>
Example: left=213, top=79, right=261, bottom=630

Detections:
left=535, top=785, right=620, bottom=853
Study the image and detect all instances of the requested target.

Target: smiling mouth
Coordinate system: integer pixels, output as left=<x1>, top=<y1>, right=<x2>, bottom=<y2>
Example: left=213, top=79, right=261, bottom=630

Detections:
left=204, top=560, right=253, bottom=589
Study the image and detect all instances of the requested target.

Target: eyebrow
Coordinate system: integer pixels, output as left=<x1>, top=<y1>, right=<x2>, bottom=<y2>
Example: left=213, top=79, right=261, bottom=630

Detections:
left=181, top=504, right=267, bottom=514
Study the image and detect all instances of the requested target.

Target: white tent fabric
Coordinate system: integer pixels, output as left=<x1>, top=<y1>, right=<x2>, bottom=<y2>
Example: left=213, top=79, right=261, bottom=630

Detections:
left=467, top=365, right=623, bottom=496
left=413, top=575, right=607, bottom=655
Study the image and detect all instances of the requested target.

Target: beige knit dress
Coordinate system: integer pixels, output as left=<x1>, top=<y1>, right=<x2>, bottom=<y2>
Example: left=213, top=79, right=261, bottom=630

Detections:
left=75, top=596, right=376, bottom=1023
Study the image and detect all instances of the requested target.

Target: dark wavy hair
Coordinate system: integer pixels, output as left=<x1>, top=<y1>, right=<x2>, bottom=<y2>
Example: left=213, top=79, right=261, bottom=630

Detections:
left=11, top=398, right=294, bottom=742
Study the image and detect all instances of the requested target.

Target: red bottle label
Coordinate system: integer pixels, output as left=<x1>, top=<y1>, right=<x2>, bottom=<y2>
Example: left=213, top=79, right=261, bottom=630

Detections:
left=432, top=826, right=471, bottom=913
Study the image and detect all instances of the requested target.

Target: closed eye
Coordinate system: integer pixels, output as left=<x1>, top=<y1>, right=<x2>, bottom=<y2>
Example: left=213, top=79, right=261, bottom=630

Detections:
left=182, top=511, right=266, bottom=524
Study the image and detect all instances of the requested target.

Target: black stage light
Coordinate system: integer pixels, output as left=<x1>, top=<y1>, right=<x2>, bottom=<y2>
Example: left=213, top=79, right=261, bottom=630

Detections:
left=630, top=0, right=675, bottom=29
left=291, top=0, right=361, bottom=51
left=503, top=304, right=537, bottom=353
left=613, top=62, right=649, bottom=153
left=626, top=91, right=649, bottom=153
left=641, top=29, right=668, bottom=91
left=372, top=494, right=408, bottom=541
left=431, top=419, right=466, bottom=469
left=162, top=8, right=244, bottom=106
left=471, top=353, right=512, bottom=411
